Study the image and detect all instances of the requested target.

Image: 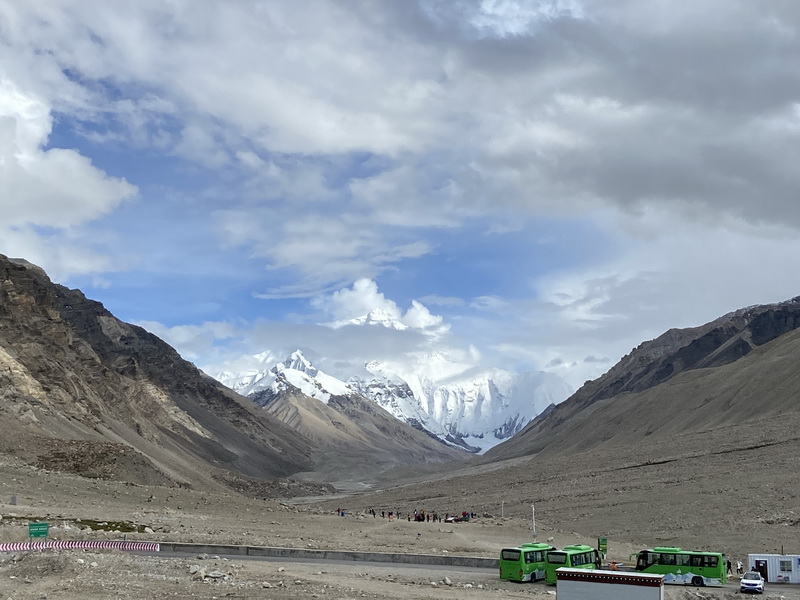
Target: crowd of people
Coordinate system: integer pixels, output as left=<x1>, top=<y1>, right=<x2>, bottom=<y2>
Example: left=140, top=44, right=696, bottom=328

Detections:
left=334, top=507, right=476, bottom=523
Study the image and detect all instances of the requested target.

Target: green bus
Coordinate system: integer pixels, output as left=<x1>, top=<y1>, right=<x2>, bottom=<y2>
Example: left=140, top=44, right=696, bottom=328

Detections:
left=634, top=547, right=726, bottom=587
left=544, top=545, right=601, bottom=584
left=499, top=543, right=556, bottom=582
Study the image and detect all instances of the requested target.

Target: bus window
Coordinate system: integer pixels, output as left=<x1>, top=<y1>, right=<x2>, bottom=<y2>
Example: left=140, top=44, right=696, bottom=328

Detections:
left=501, top=549, right=521, bottom=561
left=635, top=548, right=726, bottom=587
left=548, top=552, right=567, bottom=565
left=637, top=552, right=656, bottom=569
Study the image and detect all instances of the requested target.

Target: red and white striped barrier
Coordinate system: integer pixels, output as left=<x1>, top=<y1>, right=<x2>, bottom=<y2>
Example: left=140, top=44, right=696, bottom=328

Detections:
left=0, top=540, right=159, bottom=552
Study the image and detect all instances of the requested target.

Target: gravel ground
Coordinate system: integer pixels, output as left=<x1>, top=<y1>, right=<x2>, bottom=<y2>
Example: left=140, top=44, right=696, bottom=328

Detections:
left=2, top=438, right=799, bottom=600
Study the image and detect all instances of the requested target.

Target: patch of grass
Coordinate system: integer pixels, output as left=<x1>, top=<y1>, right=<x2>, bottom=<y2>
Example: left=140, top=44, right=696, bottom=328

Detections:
left=1, top=515, right=146, bottom=533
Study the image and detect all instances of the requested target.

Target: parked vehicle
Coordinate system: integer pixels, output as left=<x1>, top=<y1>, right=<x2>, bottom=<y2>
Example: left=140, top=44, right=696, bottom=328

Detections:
left=740, top=571, right=765, bottom=594
left=634, top=547, right=727, bottom=587
left=544, top=545, right=600, bottom=584
left=499, top=543, right=556, bottom=582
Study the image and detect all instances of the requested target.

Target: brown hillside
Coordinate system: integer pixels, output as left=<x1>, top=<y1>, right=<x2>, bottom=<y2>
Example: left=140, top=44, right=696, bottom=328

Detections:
left=0, top=254, right=316, bottom=492
left=487, top=298, right=800, bottom=461
left=260, top=391, right=466, bottom=488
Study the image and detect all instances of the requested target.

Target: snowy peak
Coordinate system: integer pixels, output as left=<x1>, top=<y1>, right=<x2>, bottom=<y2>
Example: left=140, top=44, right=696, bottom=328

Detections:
left=352, top=308, right=408, bottom=330
left=217, top=350, right=353, bottom=405
left=351, top=355, right=574, bottom=453
left=273, top=350, right=318, bottom=377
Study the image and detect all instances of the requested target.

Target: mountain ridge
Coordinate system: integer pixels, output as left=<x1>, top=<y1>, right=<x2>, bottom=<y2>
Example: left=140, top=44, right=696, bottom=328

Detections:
left=485, top=295, right=800, bottom=461
left=0, top=253, right=322, bottom=492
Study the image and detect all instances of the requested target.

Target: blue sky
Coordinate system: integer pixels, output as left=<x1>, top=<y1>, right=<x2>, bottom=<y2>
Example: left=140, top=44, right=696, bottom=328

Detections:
left=3, top=0, right=800, bottom=390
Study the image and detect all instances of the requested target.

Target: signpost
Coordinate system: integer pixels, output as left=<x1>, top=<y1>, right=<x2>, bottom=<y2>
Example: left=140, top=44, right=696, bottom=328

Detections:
left=28, top=522, right=49, bottom=540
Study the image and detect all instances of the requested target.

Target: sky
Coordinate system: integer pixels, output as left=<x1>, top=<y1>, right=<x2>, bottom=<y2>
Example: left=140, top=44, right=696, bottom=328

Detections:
left=3, top=0, right=800, bottom=391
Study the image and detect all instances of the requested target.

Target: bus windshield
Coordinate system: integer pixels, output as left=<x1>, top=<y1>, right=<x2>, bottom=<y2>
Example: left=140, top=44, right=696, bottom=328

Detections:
left=501, top=549, right=521, bottom=561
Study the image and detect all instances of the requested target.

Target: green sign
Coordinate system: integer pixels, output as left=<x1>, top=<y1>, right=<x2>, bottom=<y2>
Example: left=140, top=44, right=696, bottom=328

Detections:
left=598, top=536, right=608, bottom=556
left=28, top=522, right=49, bottom=539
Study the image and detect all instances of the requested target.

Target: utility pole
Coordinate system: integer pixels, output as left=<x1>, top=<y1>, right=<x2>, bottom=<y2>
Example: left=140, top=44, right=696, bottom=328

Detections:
left=501, top=501, right=504, bottom=518
left=531, top=503, right=537, bottom=539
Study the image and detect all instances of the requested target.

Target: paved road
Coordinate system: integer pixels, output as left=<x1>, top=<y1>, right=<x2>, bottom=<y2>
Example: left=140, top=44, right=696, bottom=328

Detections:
left=137, top=547, right=499, bottom=574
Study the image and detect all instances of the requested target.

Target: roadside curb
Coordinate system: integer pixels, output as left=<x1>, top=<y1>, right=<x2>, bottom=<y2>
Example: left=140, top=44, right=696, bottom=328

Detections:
left=0, top=538, right=498, bottom=569
left=162, top=542, right=499, bottom=569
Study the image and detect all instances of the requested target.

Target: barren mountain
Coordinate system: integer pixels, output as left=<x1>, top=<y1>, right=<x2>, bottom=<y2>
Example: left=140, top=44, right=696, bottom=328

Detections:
left=255, top=390, right=466, bottom=487
left=486, top=297, right=800, bottom=461
left=0, top=254, right=320, bottom=492
left=0, top=254, right=468, bottom=491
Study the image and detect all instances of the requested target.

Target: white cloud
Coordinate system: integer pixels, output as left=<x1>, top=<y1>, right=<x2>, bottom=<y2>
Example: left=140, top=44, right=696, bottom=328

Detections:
left=404, top=300, right=449, bottom=332
left=137, top=320, right=238, bottom=364
left=521, top=208, right=800, bottom=387
left=0, top=77, right=136, bottom=280
left=319, top=279, right=402, bottom=322
left=0, top=79, right=136, bottom=228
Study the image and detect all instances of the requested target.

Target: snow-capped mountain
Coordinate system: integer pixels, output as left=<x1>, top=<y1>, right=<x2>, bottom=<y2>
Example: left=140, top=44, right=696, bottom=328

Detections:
left=219, top=349, right=353, bottom=405
left=216, top=348, right=573, bottom=454
left=348, top=353, right=573, bottom=453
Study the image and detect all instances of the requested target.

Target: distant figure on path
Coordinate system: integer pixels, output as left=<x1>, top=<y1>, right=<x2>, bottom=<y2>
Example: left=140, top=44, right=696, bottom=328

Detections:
left=737, top=560, right=743, bottom=574
left=727, top=559, right=732, bottom=574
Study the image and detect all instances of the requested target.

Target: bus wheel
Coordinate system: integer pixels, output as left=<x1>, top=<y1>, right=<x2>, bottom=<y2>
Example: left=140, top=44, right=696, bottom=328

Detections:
left=691, top=576, right=704, bottom=587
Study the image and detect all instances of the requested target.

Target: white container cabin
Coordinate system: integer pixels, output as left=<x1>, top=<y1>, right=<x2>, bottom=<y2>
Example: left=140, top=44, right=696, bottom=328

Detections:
left=556, top=568, right=664, bottom=600
left=746, top=554, right=800, bottom=584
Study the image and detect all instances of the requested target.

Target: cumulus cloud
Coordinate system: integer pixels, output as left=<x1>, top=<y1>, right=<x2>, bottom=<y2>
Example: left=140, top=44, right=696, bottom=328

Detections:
left=137, top=320, right=238, bottom=363
left=320, top=279, right=401, bottom=322
left=0, top=79, right=136, bottom=228
left=0, top=76, right=136, bottom=279
left=314, top=279, right=448, bottom=334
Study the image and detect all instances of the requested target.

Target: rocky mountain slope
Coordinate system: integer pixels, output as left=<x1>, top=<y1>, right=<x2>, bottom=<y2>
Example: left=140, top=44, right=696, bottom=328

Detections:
left=253, top=389, right=466, bottom=487
left=0, top=254, right=470, bottom=491
left=485, top=296, right=800, bottom=461
left=0, top=256, right=321, bottom=492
